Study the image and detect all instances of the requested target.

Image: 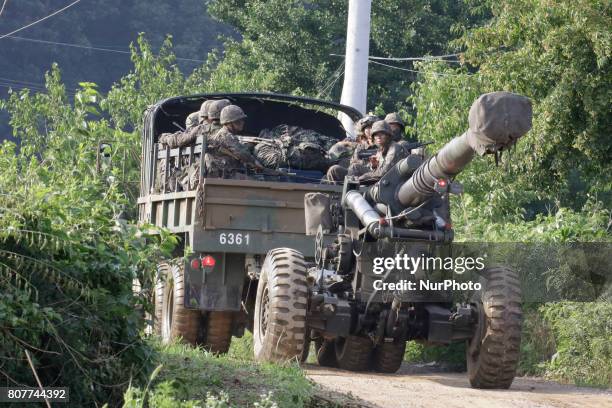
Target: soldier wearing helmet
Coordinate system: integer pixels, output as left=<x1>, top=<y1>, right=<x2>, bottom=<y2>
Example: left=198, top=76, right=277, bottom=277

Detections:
left=325, top=115, right=378, bottom=183
left=207, top=99, right=231, bottom=136
left=357, top=120, right=407, bottom=185
left=199, top=100, right=213, bottom=124
left=206, top=105, right=263, bottom=179
left=384, top=112, right=405, bottom=142
left=185, top=112, right=200, bottom=130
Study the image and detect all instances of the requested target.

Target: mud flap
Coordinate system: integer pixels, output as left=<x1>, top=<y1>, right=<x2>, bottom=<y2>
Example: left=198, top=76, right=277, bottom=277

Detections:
left=184, top=253, right=245, bottom=311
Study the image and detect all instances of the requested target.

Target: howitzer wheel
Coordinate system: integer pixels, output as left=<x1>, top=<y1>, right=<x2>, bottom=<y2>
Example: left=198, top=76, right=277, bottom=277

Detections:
left=467, top=266, right=522, bottom=389
left=335, top=335, right=373, bottom=371
left=155, top=261, right=200, bottom=345
left=372, top=339, right=406, bottom=373
left=254, top=248, right=308, bottom=362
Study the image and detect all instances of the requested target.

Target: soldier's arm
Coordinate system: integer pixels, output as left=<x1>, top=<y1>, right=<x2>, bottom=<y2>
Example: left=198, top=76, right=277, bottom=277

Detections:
left=358, top=144, right=405, bottom=182
left=222, top=133, right=261, bottom=167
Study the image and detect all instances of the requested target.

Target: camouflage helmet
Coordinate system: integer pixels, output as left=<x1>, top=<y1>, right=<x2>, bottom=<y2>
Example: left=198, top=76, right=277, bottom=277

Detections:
left=371, top=120, right=392, bottom=137
left=220, top=105, right=247, bottom=125
left=385, top=112, right=405, bottom=128
left=185, top=111, right=200, bottom=129
left=199, top=100, right=213, bottom=121
left=208, top=99, right=231, bottom=120
left=358, top=115, right=378, bottom=132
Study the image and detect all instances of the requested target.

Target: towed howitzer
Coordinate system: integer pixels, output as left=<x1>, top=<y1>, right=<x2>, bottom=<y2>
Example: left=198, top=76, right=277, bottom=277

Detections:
left=343, top=91, right=532, bottom=239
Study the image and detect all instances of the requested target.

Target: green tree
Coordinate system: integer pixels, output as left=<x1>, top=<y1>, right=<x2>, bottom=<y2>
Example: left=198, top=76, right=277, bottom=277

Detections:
left=207, top=0, right=488, bottom=109
left=408, top=0, right=611, bottom=215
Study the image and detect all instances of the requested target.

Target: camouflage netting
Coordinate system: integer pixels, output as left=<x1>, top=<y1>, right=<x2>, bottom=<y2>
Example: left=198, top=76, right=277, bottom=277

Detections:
left=255, top=125, right=335, bottom=171
left=254, top=142, right=285, bottom=168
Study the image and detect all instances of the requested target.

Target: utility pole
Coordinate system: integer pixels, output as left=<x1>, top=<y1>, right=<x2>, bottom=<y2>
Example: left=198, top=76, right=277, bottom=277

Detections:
left=339, top=0, right=372, bottom=138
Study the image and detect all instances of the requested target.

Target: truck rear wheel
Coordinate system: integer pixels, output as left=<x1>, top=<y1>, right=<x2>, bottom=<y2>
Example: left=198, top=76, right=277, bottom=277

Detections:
left=335, top=335, right=372, bottom=371
left=155, top=262, right=200, bottom=345
left=203, top=311, right=233, bottom=354
left=467, top=266, right=522, bottom=389
left=372, top=339, right=406, bottom=373
left=314, top=338, right=338, bottom=367
left=254, top=248, right=308, bottom=362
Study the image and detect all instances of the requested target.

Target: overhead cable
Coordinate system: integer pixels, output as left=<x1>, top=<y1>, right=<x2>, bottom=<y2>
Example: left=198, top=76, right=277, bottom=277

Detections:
left=0, top=0, right=8, bottom=18
left=0, top=0, right=82, bottom=40
left=330, top=52, right=461, bottom=62
left=368, top=59, right=471, bottom=76
left=4, top=35, right=206, bottom=63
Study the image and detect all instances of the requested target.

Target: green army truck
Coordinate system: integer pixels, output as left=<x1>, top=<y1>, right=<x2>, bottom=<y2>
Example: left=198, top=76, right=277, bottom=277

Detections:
left=138, top=93, right=360, bottom=353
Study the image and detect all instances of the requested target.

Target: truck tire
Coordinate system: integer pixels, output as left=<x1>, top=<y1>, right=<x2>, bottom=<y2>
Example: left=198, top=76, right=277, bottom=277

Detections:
left=203, top=311, right=233, bottom=354
left=335, top=335, right=372, bottom=371
left=254, top=248, right=308, bottom=362
left=372, top=339, right=406, bottom=373
left=467, top=266, right=522, bottom=389
left=314, top=338, right=338, bottom=367
left=155, top=262, right=200, bottom=346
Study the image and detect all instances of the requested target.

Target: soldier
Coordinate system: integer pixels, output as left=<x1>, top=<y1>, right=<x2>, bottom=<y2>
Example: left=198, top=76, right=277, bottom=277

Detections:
left=325, top=115, right=378, bottom=183
left=357, top=120, right=407, bottom=185
left=384, top=112, right=405, bottom=142
left=205, top=105, right=263, bottom=179
left=185, top=112, right=200, bottom=130
left=199, top=100, right=213, bottom=125
left=207, top=99, right=231, bottom=136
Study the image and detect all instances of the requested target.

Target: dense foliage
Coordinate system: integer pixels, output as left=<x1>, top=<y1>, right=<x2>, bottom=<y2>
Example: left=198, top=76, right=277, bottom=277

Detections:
left=408, top=0, right=611, bottom=214
left=206, top=0, right=489, bottom=108
left=0, top=69, right=176, bottom=406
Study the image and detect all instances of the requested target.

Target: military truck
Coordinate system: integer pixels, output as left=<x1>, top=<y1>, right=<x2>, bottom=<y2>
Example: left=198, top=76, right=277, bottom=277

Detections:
left=138, top=93, right=359, bottom=353
left=254, top=92, right=532, bottom=389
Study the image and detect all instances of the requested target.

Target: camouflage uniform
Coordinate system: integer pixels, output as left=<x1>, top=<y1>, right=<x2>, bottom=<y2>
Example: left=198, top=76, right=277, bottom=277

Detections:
left=324, top=116, right=378, bottom=183
left=358, top=121, right=407, bottom=185
left=205, top=127, right=259, bottom=179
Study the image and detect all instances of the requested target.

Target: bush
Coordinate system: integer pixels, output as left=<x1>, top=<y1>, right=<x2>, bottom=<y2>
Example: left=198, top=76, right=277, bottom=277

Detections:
left=540, top=302, right=612, bottom=387
left=0, top=68, right=175, bottom=406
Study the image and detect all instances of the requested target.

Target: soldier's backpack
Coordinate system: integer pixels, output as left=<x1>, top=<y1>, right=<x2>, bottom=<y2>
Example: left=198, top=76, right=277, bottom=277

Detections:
left=287, top=142, right=329, bottom=171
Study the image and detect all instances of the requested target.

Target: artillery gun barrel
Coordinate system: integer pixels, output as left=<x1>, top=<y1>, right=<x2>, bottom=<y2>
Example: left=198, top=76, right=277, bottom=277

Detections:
left=397, top=91, right=532, bottom=207
left=346, top=92, right=532, bottom=237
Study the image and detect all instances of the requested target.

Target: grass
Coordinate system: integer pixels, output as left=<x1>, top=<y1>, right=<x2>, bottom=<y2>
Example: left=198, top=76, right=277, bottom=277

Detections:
left=120, top=333, right=314, bottom=407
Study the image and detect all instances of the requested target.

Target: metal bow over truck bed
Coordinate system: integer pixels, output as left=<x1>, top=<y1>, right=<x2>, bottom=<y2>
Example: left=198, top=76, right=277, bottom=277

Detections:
left=137, top=93, right=360, bottom=350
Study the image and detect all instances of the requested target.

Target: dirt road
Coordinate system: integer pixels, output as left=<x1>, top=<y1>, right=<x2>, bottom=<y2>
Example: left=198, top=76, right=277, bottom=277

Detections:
left=305, top=363, right=612, bottom=408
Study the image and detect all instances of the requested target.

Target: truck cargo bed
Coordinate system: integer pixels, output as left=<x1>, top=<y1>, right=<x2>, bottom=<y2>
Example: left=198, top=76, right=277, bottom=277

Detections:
left=138, top=178, right=340, bottom=256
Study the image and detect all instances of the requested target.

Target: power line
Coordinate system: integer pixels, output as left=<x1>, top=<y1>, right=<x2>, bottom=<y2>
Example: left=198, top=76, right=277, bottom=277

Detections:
left=0, top=76, right=77, bottom=95
left=4, top=35, right=206, bottom=63
left=330, top=52, right=461, bottom=62
left=0, top=0, right=82, bottom=40
left=0, top=0, right=9, bottom=18
left=0, top=76, right=44, bottom=87
left=317, top=61, right=344, bottom=99
left=369, top=53, right=460, bottom=61
left=368, top=59, right=471, bottom=76
left=368, top=59, right=421, bottom=74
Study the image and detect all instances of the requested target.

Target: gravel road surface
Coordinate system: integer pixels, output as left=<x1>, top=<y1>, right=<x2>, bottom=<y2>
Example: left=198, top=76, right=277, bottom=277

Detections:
left=305, top=363, right=612, bottom=408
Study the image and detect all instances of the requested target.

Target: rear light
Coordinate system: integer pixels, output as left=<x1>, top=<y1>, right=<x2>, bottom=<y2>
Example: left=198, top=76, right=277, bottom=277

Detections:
left=202, top=255, right=216, bottom=267
left=191, top=258, right=201, bottom=269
